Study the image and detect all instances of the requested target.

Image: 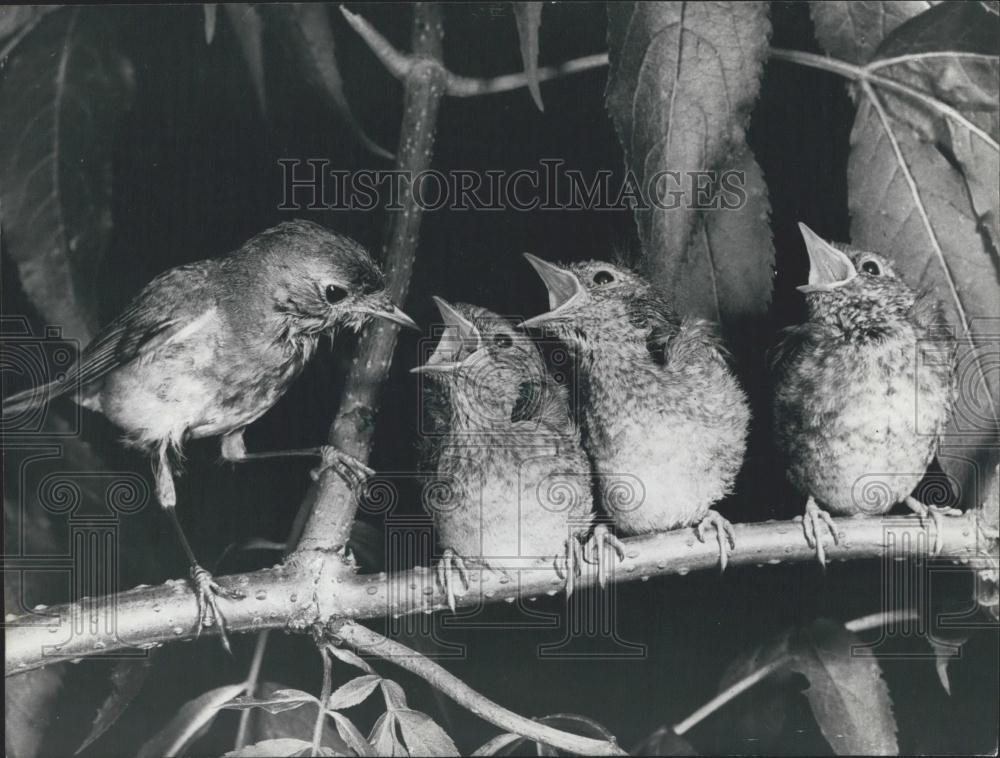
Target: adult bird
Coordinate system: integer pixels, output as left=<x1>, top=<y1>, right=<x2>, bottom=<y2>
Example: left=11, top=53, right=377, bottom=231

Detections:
left=522, top=255, right=750, bottom=573
left=3, top=220, right=419, bottom=647
left=413, top=298, right=596, bottom=609
left=771, top=223, right=959, bottom=565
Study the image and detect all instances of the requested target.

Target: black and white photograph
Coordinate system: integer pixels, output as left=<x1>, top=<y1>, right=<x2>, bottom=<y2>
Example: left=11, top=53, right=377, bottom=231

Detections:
left=2, top=2, right=998, bottom=756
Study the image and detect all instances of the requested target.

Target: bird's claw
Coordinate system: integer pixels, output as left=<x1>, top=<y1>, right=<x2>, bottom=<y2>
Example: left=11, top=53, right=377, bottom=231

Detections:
left=695, top=511, right=737, bottom=572
left=435, top=549, right=469, bottom=613
left=801, top=498, right=839, bottom=568
left=311, top=445, right=375, bottom=489
left=554, top=535, right=586, bottom=597
left=905, top=497, right=963, bottom=556
left=190, top=564, right=243, bottom=655
left=583, top=524, right=626, bottom=588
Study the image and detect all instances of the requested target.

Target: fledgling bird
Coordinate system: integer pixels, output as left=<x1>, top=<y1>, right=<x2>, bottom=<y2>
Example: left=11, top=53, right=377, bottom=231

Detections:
left=771, top=224, right=959, bottom=565
left=2, top=220, right=418, bottom=646
left=521, top=255, right=750, bottom=572
left=413, top=298, right=596, bottom=609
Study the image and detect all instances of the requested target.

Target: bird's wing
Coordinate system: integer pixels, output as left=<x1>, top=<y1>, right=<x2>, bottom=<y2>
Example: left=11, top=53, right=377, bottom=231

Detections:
left=66, top=263, right=217, bottom=390
left=767, top=322, right=832, bottom=378
left=647, top=316, right=729, bottom=368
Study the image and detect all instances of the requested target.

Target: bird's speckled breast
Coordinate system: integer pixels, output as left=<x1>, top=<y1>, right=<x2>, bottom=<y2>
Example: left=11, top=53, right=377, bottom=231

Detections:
left=775, top=333, right=952, bottom=515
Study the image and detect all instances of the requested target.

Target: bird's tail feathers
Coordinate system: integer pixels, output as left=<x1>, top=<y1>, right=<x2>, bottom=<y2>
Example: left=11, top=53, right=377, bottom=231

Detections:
left=2, top=380, right=66, bottom=416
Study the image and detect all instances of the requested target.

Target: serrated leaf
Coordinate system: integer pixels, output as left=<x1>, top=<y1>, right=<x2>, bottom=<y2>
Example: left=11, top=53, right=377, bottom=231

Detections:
left=247, top=682, right=352, bottom=756
left=674, top=146, right=774, bottom=327
left=328, top=645, right=376, bottom=675
left=394, top=709, right=460, bottom=757
left=809, top=1, right=938, bottom=64
left=328, top=711, right=377, bottom=757
left=136, top=683, right=246, bottom=758
left=222, top=738, right=316, bottom=757
left=204, top=4, right=218, bottom=44
left=223, top=3, right=266, bottom=114
left=847, top=80, right=1000, bottom=509
left=380, top=679, right=408, bottom=711
left=369, top=712, right=405, bottom=757
left=327, top=675, right=381, bottom=710
left=265, top=4, right=392, bottom=159
left=513, top=2, right=544, bottom=111
left=787, top=620, right=898, bottom=755
left=0, top=7, right=135, bottom=343
left=222, top=688, right=319, bottom=715
left=605, top=1, right=771, bottom=289
left=76, top=657, right=152, bottom=754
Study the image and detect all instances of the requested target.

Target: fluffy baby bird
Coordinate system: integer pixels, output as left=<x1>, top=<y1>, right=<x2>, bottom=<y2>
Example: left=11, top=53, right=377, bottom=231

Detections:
left=772, top=224, right=958, bottom=565
left=522, top=255, right=750, bottom=572
left=413, top=298, right=596, bottom=609
left=3, top=220, right=418, bottom=647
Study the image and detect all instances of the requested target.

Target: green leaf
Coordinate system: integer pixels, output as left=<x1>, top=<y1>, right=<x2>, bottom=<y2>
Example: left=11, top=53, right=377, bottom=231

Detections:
left=75, top=657, right=152, bottom=754
left=328, top=711, right=377, bottom=757
left=605, top=1, right=771, bottom=290
left=394, top=709, right=460, bottom=757
left=136, top=683, right=246, bottom=758
left=222, top=3, right=266, bottom=114
left=674, top=146, right=774, bottom=328
left=328, top=645, right=376, bottom=675
left=369, top=711, right=405, bottom=757
left=4, top=665, right=64, bottom=758
left=787, top=620, right=898, bottom=755
left=809, top=1, right=939, bottom=64
left=379, top=679, right=408, bottom=711
left=221, top=738, right=316, bottom=757
left=0, top=7, right=135, bottom=343
left=246, top=682, right=352, bottom=756
left=221, top=688, right=319, bottom=715
left=513, top=2, right=544, bottom=111
left=327, top=675, right=381, bottom=710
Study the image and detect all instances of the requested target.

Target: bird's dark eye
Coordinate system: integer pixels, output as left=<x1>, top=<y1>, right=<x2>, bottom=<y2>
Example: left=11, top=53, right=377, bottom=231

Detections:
left=492, top=333, right=513, bottom=349
left=593, top=270, right=614, bottom=285
left=325, top=284, right=348, bottom=304
left=861, top=260, right=881, bottom=276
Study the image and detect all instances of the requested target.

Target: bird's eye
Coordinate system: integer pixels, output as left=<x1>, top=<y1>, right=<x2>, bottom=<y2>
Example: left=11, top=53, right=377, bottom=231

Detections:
left=861, top=260, right=881, bottom=276
left=492, top=333, right=513, bottom=349
left=593, top=270, right=614, bottom=285
left=325, top=284, right=348, bottom=304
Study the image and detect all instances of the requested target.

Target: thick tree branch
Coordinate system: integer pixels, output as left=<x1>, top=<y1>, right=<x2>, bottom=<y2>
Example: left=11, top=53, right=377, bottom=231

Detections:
left=328, top=621, right=627, bottom=756
left=7, top=512, right=995, bottom=675
left=293, top=3, right=446, bottom=555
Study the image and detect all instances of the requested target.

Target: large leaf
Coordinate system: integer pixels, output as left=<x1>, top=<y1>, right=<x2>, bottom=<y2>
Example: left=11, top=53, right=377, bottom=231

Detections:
left=847, top=41, right=1000, bottom=508
left=809, top=1, right=938, bottom=64
left=673, top=146, right=774, bottom=327
left=787, top=620, right=898, bottom=755
left=222, top=4, right=266, bottom=114
left=75, top=657, right=153, bottom=754
left=605, top=1, right=771, bottom=289
left=0, top=7, right=134, bottom=343
left=4, top=666, right=63, bottom=758
left=265, top=4, right=392, bottom=158
left=136, top=684, right=246, bottom=758
left=513, top=2, right=544, bottom=111
left=369, top=711, right=405, bottom=757
left=394, top=709, right=460, bottom=757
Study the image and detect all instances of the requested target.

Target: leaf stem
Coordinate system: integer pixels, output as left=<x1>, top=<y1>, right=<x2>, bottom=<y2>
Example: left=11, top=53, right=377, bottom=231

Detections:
left=312, top=647, right=333, bottom=756
left=234, top=630, right=271, bottom=750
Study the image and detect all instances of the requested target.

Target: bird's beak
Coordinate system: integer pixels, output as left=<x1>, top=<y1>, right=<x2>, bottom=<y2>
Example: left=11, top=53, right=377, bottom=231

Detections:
left=410, top=296, right=480, bottom=374
left=520, top=253, right=584, bottom=327
left=367, top=295, right=421, bottom=331
left=796, top=223, right=857, bottom=293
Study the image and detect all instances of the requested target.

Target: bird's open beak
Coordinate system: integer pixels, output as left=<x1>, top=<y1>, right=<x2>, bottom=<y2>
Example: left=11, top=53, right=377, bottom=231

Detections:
left=368, top=297, right=421, bottom=331
left=410, top=296, right=480, bottom=374
left=796, top=223, right=857, bottom=293
left=520, top=253, right=584, bottom=327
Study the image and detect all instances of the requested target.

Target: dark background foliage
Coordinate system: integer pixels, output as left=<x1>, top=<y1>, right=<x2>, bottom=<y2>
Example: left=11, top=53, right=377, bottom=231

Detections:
left=2, top=2, right=997, bottom=755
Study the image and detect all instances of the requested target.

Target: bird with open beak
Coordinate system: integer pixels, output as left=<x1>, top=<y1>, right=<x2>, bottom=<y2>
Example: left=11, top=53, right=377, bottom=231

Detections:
left=3, top=220, right=419, bottom=648
left=771, top=223, right=959, bottom=565
left=412, top=298, right=596, bottom=609
left=521, top=255, right=750, bottom=573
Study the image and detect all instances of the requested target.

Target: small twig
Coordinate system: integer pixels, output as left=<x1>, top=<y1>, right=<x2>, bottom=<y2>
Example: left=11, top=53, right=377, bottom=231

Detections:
left=312, top=646, right=333, bottom=756
left=672, top=608, right=923, bottom=736
left=330, top=621, right=627, bottom=756
left=234, top=630, right=270, bottom=750
left=341, top=5, right=608, bottom=99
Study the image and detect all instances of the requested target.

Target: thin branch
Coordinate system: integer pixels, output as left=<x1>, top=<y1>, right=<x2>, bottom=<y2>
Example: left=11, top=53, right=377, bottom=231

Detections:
left=671, top=609, right=921, bottom=735
left=769, top=47, right=999, bottom=151
left=329, top=621, right=627, bottom=756
left=7, top=512, right=993, bottom=676
left=341, top=5, right=608, bottom=99
left=867, top=51, right=999, bottom=72
left=312, top=647, right=333, bottom=756
left=234, top=629, right=270, bottom=750
left=293, top=3, right=447, bottom=555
